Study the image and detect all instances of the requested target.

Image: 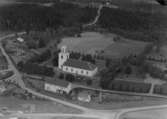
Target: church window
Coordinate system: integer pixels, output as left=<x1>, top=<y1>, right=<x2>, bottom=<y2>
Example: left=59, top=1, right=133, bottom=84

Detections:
left=71, top=68, right=73, bottom=72
left=86, top=71, right=89, bottom=75
left=61, top=55, right=63, bottom=59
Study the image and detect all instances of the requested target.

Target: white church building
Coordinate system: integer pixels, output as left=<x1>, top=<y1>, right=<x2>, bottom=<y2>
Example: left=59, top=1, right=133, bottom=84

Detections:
left=58, top=46, right=98, bottom=77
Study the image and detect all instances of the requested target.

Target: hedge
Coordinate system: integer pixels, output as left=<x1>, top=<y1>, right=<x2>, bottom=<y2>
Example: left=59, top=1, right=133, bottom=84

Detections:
left=107, top=80, right=151, bottom=93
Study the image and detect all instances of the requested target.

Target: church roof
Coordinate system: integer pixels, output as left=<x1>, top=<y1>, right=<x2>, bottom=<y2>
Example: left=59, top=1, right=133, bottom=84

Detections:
left=63, top=59, right=97, bottom=71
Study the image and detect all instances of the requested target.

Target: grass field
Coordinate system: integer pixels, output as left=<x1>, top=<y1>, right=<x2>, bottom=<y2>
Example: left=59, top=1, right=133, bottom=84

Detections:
left=58, top=32, right=115, bottom=55
left=58, top=31, right=149, bottom=59
left=120, top=107, right=167, bottom=119
left=0, top=96, right=81, bottom=114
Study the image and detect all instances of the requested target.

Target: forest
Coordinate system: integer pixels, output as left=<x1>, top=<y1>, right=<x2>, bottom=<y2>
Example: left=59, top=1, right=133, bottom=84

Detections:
left=0, top=2, right=97, bottom=31
left=98, top=7, right=166, bottom=41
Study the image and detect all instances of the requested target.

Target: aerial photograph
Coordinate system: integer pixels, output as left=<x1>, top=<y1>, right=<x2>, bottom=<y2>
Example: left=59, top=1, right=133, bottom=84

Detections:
left=0, top=0, right=167, bottom=119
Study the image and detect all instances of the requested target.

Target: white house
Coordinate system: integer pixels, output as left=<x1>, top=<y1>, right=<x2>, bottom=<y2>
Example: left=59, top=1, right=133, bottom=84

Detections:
left=44, top=79, right=72, bottom=94
left=77, top=92, right=91, bottom=102
left=58, top=46, right=98, bottom=77
left=16, top=37, right=24, bottom=43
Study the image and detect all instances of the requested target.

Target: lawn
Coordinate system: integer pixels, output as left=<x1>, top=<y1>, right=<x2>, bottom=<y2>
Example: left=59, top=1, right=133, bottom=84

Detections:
left=58, top=31, right=149, bottom=59
left=0, top=96, right=81, bottom=114
left=58, top=32, right=115, bottom=55
left=102, top=38, right=149, bottom=59
left=121, top=107, right=167, bottom=119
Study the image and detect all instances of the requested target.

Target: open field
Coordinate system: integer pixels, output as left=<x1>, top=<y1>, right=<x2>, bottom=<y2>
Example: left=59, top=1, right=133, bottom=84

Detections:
left=58, top=31, right=149, bottom=58
left=58, top=32, right=115, bottom=55
left=102, top=38, right=149, bottom=59
left=120, top=107, right=167, bottom=119
left=51, top=117, right=97, bottom=119
left=0, top=96, right=81, bottom=114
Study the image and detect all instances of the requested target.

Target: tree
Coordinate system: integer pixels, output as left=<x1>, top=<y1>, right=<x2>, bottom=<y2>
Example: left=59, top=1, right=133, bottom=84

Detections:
left=52, top=51, right=59, bottom=66
left=125, top=66, right=132, bottom=75
left=17, top=61, right=24, bottom=71
left=26, top=40, right=37, bottom=49
left=38, top=38, right=46, bottom=48
left=66, top=74, right=75, bottom=82
left=86, top=79, right=92, bottom=86
left=59, top=73, right=65, bottom=79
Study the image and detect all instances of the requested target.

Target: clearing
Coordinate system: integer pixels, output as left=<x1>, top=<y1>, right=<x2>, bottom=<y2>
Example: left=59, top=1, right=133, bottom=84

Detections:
left=58, top=32, right=149, bottom=59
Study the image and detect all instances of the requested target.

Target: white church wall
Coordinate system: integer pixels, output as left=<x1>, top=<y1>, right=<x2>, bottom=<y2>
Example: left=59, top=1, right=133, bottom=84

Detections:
left=62, top=66, right=96, bottom=77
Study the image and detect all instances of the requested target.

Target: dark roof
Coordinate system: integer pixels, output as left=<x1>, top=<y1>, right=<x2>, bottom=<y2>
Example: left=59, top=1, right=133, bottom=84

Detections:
left=63, top=59, right=97, bottom=71
left=45, top=78, right=70, bottom=87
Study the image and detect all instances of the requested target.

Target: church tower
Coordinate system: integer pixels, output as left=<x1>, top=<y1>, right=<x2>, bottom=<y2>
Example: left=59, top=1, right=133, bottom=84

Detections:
left=58, top=46, right=69, bottom=69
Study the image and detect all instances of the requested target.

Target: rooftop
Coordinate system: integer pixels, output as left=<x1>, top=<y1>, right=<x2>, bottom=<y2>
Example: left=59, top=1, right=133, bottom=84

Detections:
left=63, top=59, right=97, bottom=71
left=45, top=78, right=70, bottom=88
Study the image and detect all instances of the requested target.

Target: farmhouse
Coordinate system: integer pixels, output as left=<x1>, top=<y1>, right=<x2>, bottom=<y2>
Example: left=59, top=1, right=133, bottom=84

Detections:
left=58, top=46, right=98, bottom=77
left=44, top=79, right=72, bottom=94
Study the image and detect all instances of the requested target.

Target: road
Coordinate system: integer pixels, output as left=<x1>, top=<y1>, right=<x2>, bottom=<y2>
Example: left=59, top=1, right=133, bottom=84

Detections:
left=0, top=34, right=26, bottom=89
left=72, top=83, right=167, bottom=99
left=1, top=33, right=167, bottom=119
